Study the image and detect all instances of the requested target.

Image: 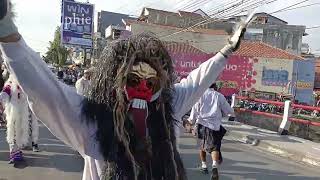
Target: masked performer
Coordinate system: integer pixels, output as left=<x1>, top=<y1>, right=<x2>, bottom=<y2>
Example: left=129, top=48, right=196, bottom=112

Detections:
left=0, top=1, right=245, bottom=179
left=0, top=74, right=40, bottom=164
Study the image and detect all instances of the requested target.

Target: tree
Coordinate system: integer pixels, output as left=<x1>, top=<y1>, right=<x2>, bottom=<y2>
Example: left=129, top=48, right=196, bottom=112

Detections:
left=44, top=26, right=70, bottom=67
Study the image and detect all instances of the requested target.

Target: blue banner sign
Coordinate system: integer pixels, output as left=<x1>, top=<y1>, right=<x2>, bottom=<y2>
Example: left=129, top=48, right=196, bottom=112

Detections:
left=61, top=0, right=94, bottom=47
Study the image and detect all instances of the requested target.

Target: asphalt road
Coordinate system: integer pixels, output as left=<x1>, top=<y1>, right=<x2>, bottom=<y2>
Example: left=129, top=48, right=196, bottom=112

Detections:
left=0, top=124, right=319, bottom=180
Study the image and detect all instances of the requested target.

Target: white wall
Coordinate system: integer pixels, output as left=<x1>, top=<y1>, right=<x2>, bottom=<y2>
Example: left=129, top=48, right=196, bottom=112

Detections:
left=129, top=22, right=229, bottom=53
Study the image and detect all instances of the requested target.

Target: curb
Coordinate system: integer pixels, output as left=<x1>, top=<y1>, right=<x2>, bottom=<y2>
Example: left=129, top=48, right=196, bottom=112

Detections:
left=225, top=129, right=320, bottom=168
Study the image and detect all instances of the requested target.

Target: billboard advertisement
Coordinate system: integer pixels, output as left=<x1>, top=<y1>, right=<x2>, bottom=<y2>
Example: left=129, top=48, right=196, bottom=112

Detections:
left=170, top=53, right=211, bottom=80
left=167, top=47, right=258, bottom=96
left=61, top=0, right=94, bottom=47
left=293, top=59, right=315, bottom=105
left=217, top=56, right=257, bottom=96
left=252, top=58, right=293, bottom=94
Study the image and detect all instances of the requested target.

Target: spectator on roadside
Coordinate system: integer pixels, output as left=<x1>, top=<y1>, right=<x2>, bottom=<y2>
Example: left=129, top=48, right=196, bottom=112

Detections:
left=57, top=67, right=64, bottom=80
left=2, top=64, right=9, bottom=81
left=75, top=69, right=91, bottom=96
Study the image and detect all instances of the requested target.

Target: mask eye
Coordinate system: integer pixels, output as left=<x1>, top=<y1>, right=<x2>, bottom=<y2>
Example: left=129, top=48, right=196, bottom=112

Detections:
left=146, top=77, right=160, bottom=91
left=146, top=79, right=155, bottom=89
left=127, top=74, right=141, bottom=87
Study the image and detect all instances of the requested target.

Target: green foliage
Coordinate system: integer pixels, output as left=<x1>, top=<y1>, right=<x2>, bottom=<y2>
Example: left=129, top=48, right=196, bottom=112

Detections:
left=44, top=26, right=70, bottom=67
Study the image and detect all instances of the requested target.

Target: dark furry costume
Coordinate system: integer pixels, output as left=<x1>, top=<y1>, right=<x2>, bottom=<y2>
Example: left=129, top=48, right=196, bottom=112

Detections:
left=83, top=34, right=187, bottom=180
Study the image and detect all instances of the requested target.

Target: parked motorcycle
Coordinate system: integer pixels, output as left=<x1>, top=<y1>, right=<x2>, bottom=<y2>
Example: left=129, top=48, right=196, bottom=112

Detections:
left=258, top=103, right=270, bottom=112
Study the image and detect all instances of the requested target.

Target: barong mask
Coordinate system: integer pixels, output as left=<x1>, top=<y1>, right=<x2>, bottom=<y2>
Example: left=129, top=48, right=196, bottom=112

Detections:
left=125, top=62, right=162, bottom=138
left=85, top=33, right=177, bottom=166
left=125, top=62, right=161, bottom=102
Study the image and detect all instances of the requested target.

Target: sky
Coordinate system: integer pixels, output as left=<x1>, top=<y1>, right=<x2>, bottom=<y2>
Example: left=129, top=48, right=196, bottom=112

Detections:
left=10, top=0, right=320, bottom=55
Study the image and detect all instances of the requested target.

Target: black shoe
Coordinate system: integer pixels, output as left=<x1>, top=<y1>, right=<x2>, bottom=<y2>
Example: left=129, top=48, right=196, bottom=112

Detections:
left=211, top=167, right=219, bottom=180
left=32, top=142, right=40, bottom=152
left=200, top=167, right=209, bottom=174
left=0, top=0, right=8, bottom=20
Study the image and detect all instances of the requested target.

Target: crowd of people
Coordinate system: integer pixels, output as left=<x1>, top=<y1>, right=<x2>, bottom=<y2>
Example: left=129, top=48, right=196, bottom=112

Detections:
left=0, top=1, right=247, bottom=179
left=56, top=66, right=83, bottom=85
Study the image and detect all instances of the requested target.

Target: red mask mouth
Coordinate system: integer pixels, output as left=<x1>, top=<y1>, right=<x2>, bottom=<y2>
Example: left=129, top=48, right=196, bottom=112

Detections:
left=125, top=80, right=153, bottom=102
left=128, top=99, right=148, bottom=138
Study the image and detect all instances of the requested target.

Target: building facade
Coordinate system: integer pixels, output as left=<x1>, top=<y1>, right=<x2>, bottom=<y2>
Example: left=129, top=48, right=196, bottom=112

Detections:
left=314, top=58, right=320, bottom=89
left=123, top=19, right=228, bottom=53
left=97, top=11, right=136, bottom=38
left=163, top=39, right=314, bottom=105
left=138, top=9, right=306, bottom=56
left=139, top=8, right=208, bottom=29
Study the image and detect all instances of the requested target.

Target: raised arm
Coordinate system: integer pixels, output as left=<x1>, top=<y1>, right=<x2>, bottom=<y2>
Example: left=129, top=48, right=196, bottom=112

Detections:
left=0, top=7, right=99, bottom=158
left=0, top=38, right=99, bottom=155
left=173, top=26, right=246, bottom=119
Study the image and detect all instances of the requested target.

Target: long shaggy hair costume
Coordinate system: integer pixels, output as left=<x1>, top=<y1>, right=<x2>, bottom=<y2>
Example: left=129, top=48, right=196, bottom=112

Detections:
left=83, top=33, right=187, bottom=180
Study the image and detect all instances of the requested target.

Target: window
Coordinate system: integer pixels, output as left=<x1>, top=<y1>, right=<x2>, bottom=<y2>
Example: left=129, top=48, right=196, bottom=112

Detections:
left=244, top=28, right=263, bottom=41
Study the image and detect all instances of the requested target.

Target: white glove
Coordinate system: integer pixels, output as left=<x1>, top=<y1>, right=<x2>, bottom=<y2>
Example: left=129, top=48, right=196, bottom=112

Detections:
left=220, top=24, right=246, bottom=58
left=0, top=0, right=18, bottom=38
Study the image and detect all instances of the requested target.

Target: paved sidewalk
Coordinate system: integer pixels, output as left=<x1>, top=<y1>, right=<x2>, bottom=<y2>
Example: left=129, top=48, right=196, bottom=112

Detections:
left=0, top=125, right=83, bottom=180
left=223, top=120, right=320, bottom=167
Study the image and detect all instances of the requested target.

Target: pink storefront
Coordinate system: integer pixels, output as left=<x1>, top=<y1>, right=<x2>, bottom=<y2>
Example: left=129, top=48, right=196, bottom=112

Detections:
left=165, top=41, right=307, bottom=98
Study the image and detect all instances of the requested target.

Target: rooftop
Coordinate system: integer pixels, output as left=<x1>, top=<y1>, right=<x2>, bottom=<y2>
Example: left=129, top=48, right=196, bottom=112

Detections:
left=232, top=12, right=288, bottom=25
left=123, top=19, right=228, bottom=35
left=234, top=41, right=304, bottom=60
left=98, top=11, right=136, bottom=36
left=163, top=41, right=207, bottom=54
left=162, top=41, right=303, bottom=61
left=142, top=7, right=206, bottom=18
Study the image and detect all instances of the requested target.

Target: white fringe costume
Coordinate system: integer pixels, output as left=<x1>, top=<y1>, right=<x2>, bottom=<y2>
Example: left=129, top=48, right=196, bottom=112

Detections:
left=0, top=75, right=39, bottom=153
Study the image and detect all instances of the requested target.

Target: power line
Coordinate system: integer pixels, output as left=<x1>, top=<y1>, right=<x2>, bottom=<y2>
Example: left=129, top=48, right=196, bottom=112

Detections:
left=214, top=0, right=281, bottom=19
left=173, top=0, right=195, bottom=11
left=183, top=0, right=212, bottom=11
left=182, top=0, right=202, bottom=10
left=212, top=0, right=265, bottom=19
left=181, top=0, right=264, bottom=29
left=206, top=0, right=244, bottom=15
left=271, top=2, right=320, bottom=14
left=196, top=0, right=303, bottom=28
left=306, top=25, right=320, bottom=30
left=269, top=0, right=310, bottom=14
left=178, top=0, right=199, bottom=10
left=174, top=0, right=191, bottom=8
left=158, top=0, right=261, bottom=38
left=201, top=0, right=268, bottom=22
left=151, top=0, right=306, bottom=40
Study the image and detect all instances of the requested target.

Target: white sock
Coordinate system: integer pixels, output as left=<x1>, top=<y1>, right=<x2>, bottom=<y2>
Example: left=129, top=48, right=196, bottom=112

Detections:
left=212, top=160, right=217, bottom=168
left=201, top=161, right=207, bottom=168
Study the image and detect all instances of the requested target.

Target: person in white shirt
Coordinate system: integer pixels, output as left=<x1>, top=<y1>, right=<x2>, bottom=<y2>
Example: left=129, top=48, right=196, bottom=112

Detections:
left=188, top=83, right=235, bottom=180
left=0, top=2, right=245, bottom=179
left=75, top=69, right=90, bottom=96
